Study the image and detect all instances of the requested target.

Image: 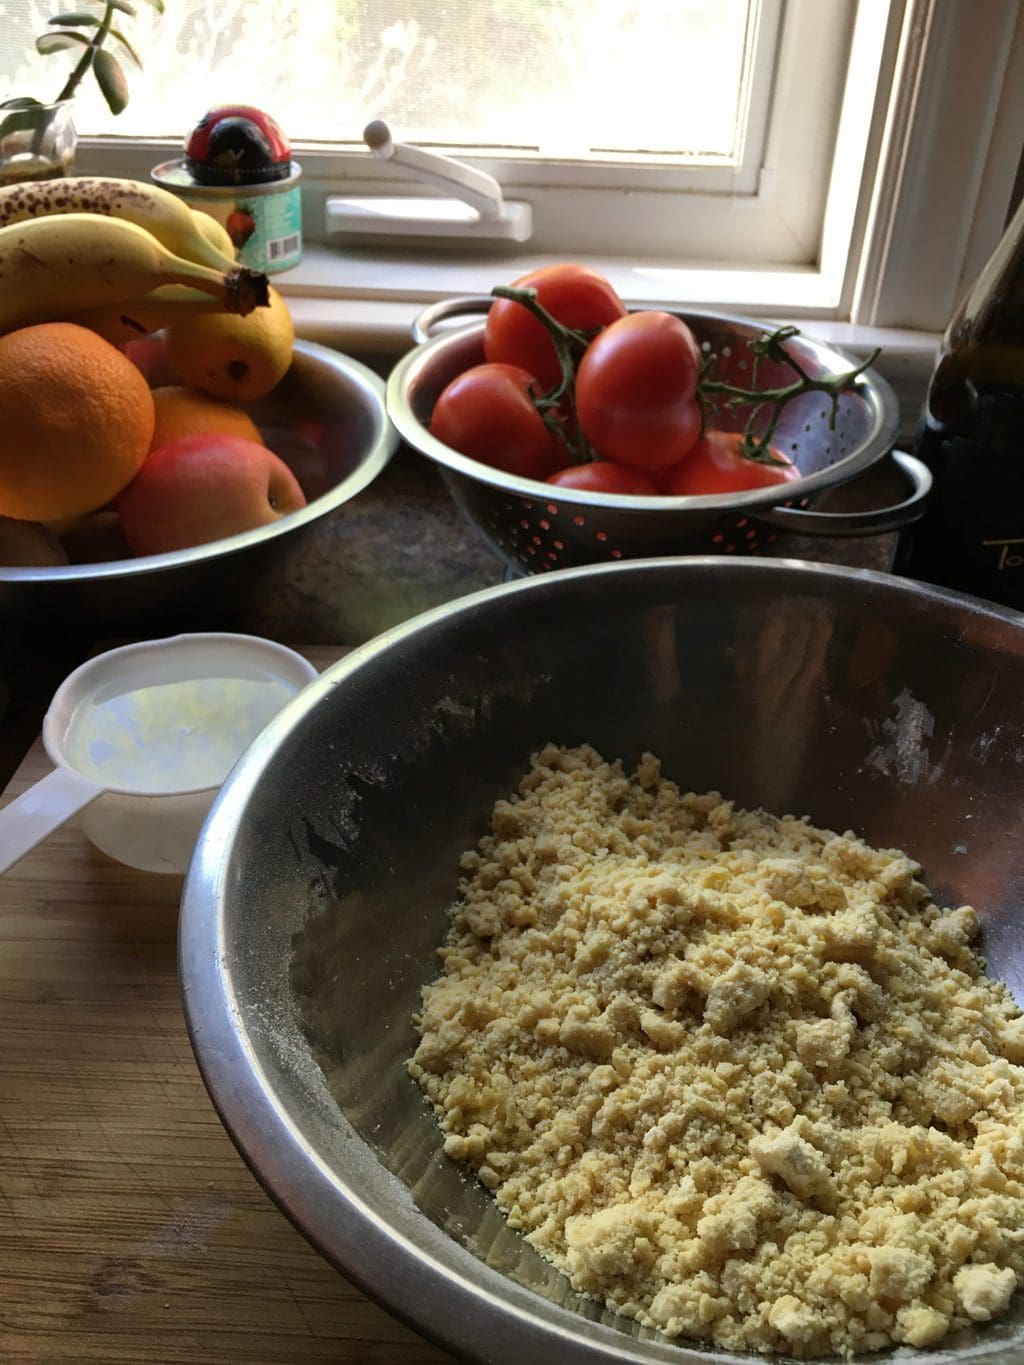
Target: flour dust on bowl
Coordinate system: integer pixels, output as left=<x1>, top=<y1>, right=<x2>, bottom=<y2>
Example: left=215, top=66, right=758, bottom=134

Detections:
left=179, top=558, right=1024, bottom=1365
left=385, top=300, right=930, bottom=574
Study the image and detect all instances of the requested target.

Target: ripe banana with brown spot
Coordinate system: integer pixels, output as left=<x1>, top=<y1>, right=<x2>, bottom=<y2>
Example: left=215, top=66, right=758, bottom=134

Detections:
left=0, top=174, right=239, bottom=272
left=0, top=212, right=269, bottom=334
left=62, top=285, right=226, bottom=345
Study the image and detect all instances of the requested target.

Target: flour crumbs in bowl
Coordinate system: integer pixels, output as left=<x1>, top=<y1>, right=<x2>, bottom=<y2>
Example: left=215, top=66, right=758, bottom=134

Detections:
left=409, top=743, right=1024, bottom=1357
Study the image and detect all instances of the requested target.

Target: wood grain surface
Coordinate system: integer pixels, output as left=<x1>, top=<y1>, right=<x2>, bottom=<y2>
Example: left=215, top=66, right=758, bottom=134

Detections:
left=0, top=646, right=456, bottom=1365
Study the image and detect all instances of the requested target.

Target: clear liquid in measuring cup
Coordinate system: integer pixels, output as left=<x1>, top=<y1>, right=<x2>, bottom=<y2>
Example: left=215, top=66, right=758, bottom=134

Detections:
left=63, top=675, right=299, bottom=793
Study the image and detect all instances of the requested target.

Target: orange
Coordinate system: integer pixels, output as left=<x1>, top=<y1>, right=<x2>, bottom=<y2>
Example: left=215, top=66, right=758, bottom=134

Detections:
left=149, top=385, right=263, bottom=451
left=0, top=322, right=155, bottom=523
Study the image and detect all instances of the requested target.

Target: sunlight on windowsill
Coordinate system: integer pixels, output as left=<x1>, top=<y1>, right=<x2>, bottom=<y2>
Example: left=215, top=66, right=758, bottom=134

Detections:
left=278, top=244, right=940, bottom=368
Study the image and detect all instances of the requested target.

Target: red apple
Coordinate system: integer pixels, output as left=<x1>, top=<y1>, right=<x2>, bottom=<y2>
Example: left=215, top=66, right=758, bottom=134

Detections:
left=120, top=333, right=179, bottom=387
left=117, top=433, right=307, bottom=555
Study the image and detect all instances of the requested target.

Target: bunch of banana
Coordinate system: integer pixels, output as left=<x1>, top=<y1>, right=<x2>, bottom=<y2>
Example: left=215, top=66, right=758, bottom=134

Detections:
left=0, top=176, right=269, bottom=337
left=63, top=286, right=227, bottom=346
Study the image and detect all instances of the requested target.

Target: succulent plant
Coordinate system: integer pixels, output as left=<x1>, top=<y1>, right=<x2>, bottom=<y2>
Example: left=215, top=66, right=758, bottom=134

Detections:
left=37, top=0, right=164, bottom=115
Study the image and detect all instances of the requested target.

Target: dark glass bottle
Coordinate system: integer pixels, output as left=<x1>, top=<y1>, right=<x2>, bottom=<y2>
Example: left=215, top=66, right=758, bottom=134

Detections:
left=894, top=195, right=1024, bottom=608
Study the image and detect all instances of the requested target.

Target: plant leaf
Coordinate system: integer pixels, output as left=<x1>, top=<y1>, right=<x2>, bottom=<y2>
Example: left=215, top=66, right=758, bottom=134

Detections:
left=48, top=12, right=102, bottom=25
left=36, top=30, right=92, bottom=53
left=0, top=107, right=49, bottom=140
left=93, top=47, right=129, bottom=114
left=111, top=28, right=142, bottom=67
left=106, top=0, right=140, bottom=13
left=137, top=0, right=164, bottom=12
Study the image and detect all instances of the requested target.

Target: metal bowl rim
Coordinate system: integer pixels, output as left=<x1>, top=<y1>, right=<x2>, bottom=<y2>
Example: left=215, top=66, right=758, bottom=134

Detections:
left=181, top=556, right=1024, bottom=1365
left=385, top=309, right=901, bottom=515
left=0, top=339, right=399, bottom=585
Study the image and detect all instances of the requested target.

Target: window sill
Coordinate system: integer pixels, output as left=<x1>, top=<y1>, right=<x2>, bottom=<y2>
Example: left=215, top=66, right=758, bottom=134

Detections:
left=278, top=246, right=939, bottom=439
left=278, top=244, right=862, bottom=325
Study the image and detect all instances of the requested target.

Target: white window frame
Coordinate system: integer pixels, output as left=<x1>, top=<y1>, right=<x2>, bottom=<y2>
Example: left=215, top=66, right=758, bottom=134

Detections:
left=853, top=0, right=1024, bottom=330
left=70, top=0, right=1023, bottom=355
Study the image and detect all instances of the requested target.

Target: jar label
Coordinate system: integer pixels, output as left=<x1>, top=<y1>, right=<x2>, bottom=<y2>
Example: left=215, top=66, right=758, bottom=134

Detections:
left=896, top=431, right=1024, bottom=608
left=213, top=185, right=303, bottom=274
left=151, top=158, right=304, bottom=273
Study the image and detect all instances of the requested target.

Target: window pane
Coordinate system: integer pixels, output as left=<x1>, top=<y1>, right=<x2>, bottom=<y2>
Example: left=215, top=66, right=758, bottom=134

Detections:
left=0, top=0, right=752, bottom=163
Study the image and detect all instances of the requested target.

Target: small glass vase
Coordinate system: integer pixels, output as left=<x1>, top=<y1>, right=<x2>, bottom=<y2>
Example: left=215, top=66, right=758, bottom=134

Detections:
left=0, top=100, right=77, bottom=187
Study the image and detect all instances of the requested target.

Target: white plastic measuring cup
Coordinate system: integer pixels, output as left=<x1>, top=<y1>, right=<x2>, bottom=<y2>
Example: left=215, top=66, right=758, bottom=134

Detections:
left=0, top=633, right=318, bottom=876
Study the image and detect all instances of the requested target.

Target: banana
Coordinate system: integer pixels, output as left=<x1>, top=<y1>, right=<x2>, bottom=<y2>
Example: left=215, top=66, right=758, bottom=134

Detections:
left=193, top=209, right=238, bottom=262
left=62, top=286, right=227, bottom=345
left=0, top=213, right=269, bottom=334
left=0, top=175, right=238, bottom=272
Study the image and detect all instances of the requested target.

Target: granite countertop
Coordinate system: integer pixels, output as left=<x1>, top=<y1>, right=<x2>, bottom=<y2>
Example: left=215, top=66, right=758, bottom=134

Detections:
left=0, top=443, right=903, bottom=790
left=227, top=444, right=901, bottom=644
left=231, top=446, right=511, bottom=644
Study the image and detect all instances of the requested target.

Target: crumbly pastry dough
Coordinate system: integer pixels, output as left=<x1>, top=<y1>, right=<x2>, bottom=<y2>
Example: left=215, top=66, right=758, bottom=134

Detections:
left=408, top=745, right=1024, bottom=1356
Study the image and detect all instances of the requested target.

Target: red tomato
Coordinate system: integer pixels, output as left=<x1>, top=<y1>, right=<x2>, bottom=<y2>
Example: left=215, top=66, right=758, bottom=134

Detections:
left=574, top=312, right=702, bottom=473
left=484, top=263, right=627, bottom=392
left=429, top=362, right=562, bottom=481
left=661, top=430, right=800, bottom=495
left=546, top=462, right=659, bottom=495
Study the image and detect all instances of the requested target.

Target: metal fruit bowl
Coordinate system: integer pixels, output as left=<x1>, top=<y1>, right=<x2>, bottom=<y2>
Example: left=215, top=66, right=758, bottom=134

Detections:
left=0, top=339, right=398, bottom=638
left=181, top=558, right=1024, bottom=1365
left=386, top=299, right=929, bottom=574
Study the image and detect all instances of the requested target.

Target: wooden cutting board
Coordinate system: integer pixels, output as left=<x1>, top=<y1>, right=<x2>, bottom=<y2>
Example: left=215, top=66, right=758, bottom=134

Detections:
left=0, top=645, right=455, bottom=1365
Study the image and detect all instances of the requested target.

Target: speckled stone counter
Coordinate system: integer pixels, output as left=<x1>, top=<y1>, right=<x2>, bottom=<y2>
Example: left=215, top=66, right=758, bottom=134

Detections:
left=0, top=443, right=901, bottom=789
left=229, top=447, right=508, bottom=644
left=226, top=444, right=899, bottom=645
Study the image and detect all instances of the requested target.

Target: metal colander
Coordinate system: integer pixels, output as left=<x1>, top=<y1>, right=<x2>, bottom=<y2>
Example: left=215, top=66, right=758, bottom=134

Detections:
left=386, top=299, right=929, bottom=575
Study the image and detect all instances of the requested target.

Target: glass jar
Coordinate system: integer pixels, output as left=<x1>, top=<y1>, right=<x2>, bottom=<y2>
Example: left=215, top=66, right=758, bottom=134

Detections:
left=0, top=100, right=77, bottom=188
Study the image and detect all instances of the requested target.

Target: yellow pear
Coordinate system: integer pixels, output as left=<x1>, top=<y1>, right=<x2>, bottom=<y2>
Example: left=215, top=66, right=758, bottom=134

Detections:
left=163, top=286, right=295, bottom=402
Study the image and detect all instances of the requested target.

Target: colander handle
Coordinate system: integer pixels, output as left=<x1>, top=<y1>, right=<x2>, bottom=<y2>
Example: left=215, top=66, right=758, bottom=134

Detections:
left=411, top=296, right=494, bottom=345
left=756, top=451, right=932, bottom=538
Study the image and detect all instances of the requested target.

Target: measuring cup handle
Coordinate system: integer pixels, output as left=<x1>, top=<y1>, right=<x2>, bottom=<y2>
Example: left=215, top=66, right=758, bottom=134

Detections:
left=0, top=766, right=104, bottom=876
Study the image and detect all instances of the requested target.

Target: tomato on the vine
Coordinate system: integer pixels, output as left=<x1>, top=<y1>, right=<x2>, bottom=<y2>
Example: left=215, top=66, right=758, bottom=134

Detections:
left=484, top=263, right=627, bottom=392
left=574, top=311, right=702, bottom=474
left=546, top=462, right=659, bottom=495
left=429, top=363, right=563, bottom=481
left=661, top=430, right=799, bottom=495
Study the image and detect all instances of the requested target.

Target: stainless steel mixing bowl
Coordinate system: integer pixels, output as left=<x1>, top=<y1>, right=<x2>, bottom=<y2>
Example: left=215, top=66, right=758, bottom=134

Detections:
left=180, top=558, right=1024, bottom=1365
left=386, top=299, right=930, bottom=574
left=0, top=339, right=398, bottom=638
